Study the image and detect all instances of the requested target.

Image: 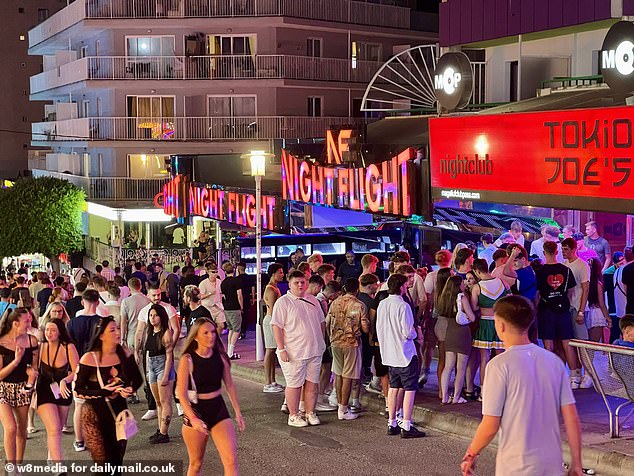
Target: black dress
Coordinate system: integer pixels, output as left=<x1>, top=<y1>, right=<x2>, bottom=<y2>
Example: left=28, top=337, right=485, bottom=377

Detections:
left=36, top=343, right=72, bottom=407
left=75, top=351, right=143, bottom=469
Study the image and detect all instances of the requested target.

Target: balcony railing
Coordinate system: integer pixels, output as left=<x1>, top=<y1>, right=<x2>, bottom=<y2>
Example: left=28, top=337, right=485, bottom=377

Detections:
left=85, top=237, right=192, bottom=268
left=31, top=169, right=168, bottom=202
left=32, top=116, right=371, bottom=142
left=31, top=55, right=382, bottom=94
left=30, top=0, right=411, bottom=48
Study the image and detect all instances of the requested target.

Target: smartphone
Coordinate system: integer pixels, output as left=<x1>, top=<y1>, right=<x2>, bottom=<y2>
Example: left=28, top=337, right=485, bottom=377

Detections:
left=50, top=381, right=61, bottom=399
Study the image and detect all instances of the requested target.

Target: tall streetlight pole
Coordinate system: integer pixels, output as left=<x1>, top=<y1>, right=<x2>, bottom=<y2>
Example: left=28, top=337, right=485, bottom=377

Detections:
left=247, top=150, right=267, bottom=361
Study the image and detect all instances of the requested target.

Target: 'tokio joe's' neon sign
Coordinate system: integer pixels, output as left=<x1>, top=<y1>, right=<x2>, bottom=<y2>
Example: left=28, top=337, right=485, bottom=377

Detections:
left=156, top=175, right=281, bottom=231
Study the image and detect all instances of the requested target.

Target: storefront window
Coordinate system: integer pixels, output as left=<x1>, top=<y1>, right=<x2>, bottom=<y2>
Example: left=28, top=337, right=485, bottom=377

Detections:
left=351, top=241, right=385, bottom=254
left=312, top=243, right=346, bottom=255
left=241, top=246, right=275, bottom=260
left=128, top=154, right=170, bottom=178
left=277, top=245, right=312, bottom=258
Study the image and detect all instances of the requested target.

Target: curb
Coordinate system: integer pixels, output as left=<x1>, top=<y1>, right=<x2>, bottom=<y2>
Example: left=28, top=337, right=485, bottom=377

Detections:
left=231, top=361, right=634, bottom=476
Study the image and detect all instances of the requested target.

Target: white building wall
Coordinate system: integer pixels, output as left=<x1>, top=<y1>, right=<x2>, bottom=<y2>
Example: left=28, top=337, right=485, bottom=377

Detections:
left=485, top=28, right=609, bottom=103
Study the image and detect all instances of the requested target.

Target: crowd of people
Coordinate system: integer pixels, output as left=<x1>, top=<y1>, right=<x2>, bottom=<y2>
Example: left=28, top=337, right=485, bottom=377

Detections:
left=0, top=216, right=633, bottom=475
left=0, top=258, right=245, bottom=476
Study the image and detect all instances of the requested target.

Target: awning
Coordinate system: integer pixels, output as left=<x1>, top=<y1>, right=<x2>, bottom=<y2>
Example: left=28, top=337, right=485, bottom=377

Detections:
left=433, top=207, right=557, bottom=234
left=479, top=86, right=630, bottom=115
left=366, top=115, right=431, bottom=146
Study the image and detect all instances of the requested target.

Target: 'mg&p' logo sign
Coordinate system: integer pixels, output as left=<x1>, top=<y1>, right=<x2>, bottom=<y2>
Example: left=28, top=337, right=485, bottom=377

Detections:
left=433, top=52, right=473, bottom=112
left=601, top=21, right=634, bottom=93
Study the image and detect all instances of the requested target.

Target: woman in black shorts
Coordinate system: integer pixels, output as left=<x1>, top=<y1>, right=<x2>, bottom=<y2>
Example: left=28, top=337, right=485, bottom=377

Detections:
left=176, top=318, right=245, bottom=476
left=0, top=308, right=39, bottom=467
left=36, top=318, right=79, bottom=464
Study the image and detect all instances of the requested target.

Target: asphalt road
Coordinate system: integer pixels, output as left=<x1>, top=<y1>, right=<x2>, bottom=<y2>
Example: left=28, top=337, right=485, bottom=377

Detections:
left=19, top=376, right=497, bottom=475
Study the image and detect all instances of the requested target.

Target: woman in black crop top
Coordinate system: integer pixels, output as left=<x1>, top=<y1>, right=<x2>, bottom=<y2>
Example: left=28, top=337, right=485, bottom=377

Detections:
left=75, top=315, right=143, bottom=470
left=0, top=308, right=39, bottom=467
left=176, top=317, right=244, bottom=476
left=36, top=318, right=79, bottom=465
left=144, top=304, right=175, bottom=444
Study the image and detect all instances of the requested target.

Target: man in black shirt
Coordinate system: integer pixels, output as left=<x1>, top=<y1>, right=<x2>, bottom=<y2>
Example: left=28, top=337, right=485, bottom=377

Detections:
left=10, top=276, right=28, bottom=304
left=179, top=266, right=200, bottom=324
left=535, top=241, right=578, bottom=378
left=337, top=251, right=363, bottom=283
left=131, top=262, right=148, bottom=293
left=357, top=274, right=379, bottom=384
left=235, top=262, right=254, bottom=339
left=65, top=281, right=87, bottom=319
left=182, top=285, right=211, bottom=332
left=221, top=262, right=243, bottom=359
left=622, top=257, right=634, bottom=315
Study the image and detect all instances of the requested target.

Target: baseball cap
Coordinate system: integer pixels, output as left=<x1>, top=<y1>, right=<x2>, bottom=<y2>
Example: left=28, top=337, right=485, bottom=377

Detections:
left=613, top=252, right=625, bottom=265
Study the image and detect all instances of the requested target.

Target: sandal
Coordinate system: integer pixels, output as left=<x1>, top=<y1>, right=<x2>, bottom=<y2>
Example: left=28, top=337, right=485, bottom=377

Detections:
left=27, top=427, right=38, bottom=434
left=230, top=353, right=241, bottom=360
left=452, top=397, right=468, bottom=404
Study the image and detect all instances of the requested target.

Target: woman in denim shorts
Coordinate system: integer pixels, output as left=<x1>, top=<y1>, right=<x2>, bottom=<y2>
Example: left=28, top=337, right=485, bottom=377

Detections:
left=145, top=304, right=176, bottom=444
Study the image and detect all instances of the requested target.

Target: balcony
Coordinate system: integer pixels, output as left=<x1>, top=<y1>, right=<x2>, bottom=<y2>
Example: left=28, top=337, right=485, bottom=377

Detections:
left=32, top=116, right=372, bottom=142
left=30, top=0, right=411, bottom=48
left=31, top=169, right=168, bottom=202
left=31, top=55, right=383, bottom=94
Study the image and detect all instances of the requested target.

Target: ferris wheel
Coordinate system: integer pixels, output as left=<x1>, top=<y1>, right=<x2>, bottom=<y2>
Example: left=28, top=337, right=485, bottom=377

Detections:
left=360, top=44, right=440, bottom=112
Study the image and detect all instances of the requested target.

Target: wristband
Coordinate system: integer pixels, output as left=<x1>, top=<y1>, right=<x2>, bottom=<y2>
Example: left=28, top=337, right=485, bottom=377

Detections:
left=277, top=348, right=287, bottom=353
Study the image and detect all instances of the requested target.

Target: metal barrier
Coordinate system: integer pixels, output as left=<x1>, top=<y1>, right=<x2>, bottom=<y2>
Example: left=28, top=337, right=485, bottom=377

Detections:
left=570, top=339, right=634, bottom=438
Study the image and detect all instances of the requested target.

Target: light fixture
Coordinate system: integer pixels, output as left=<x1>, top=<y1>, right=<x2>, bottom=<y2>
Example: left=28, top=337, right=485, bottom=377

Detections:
left=474, top=134, right=489, bottom=156
left=248, top=150, right=266, bottom=177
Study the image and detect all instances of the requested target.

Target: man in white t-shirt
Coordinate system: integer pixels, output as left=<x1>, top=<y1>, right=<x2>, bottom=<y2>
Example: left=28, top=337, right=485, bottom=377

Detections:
left=561, top=238, right=592, bottom=390
left=271, top=271, right=326, bottom=428
left=461, top=295, right=582, bottom=476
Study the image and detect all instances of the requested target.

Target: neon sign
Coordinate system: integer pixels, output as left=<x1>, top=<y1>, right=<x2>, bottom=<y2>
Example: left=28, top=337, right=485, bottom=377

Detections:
left=156, top=175, right=283, bottom=231
left=281, top=147, right=416, bottom=217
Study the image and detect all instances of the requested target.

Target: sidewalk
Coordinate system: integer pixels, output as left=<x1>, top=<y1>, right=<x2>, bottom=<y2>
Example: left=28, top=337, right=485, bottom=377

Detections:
left=231, top=335, right=634, bottom=476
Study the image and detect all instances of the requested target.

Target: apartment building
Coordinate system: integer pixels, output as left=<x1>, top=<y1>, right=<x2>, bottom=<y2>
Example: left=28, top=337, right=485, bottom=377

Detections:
left=1, top=0, right=65, bottom=178
left=28, top=0, right=438, bottom=203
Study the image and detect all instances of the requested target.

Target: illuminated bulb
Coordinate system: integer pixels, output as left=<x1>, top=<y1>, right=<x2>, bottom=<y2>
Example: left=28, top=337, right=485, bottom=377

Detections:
left=475, top=134, right=489, bottom=156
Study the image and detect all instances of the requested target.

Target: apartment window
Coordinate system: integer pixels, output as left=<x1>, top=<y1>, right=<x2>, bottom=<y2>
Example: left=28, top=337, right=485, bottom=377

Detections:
left=19, top=35, right=26, bottom=41
left=208, top=95, right=257, bottom=139
left=126, top=36, right=175, bottom=57
left=208, top=96, right=256, bottom=117
left=18, top=8, right=24, bottom=13
left=37, top=8, right=49, bottom=22
left=353, top=42, right=381, bottom=62
left=307, top=39, right=322, bottom=58
left=127, top=96, right=175, bottom=139
left=128, top=154, right=170, bottom=178
left=308, top=97, right=322, bottom=117
left=79, top=46, right=88, bottom=59
left=207, top=35, right=256, bottom=55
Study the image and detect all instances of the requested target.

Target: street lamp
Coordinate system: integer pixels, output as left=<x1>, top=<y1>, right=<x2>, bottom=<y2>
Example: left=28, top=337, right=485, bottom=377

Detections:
left=243, top=150, right=271, bottom=362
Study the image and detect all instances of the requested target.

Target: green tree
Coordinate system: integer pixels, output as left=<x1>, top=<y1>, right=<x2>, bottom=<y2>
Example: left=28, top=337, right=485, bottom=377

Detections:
left=0, top=177, right=85, bottom=262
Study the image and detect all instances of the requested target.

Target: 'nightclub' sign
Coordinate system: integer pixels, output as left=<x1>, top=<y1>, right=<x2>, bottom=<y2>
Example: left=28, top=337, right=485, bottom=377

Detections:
left=429, top=106, right=634, bottom=213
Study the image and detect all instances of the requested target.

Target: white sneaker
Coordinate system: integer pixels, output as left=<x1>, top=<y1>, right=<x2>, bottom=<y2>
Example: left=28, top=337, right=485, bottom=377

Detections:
left=570, top=377, right=580, bottom=390
left=338, top=410, right=359, bottom=421
left=176, top=403, right=184, bottom=416
left=305, top=412, right=321, bottom=426
left=263, top=384, right=284, bottom=393
left=280, top=403, right=289, bottom=414
left=141, top=410, right=157, bottom=421
left=287, top=414, right=308, bottom=427
left=273, top=382, right=285, bottom=390
left=315, top=401, right=337, bottom=412
left=579, top=374, right=594, bottom=389
left=328, top=392, right=338, bottom=407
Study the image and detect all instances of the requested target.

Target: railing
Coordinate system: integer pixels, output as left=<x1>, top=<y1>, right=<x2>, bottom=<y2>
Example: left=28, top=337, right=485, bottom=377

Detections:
left=570, top=339, right=634, bottom=438
left=31, top=169, right=168, bottom=202
left=540, top=74, right=604, bottom=90
left=33, top=116, right=371, bottom=142
left=30, top=55, right=383, bottom=93
left=85, top=237, right=192, bottom=268
left=30, top=0, right=411, bottom=48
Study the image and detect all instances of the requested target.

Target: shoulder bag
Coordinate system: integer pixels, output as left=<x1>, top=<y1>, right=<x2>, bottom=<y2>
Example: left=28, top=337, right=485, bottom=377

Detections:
left=92, top=352, right=138, bottom=441
left=187, top=354, right=198, bottom=404
left=455, top=293, right=470, bottom=326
